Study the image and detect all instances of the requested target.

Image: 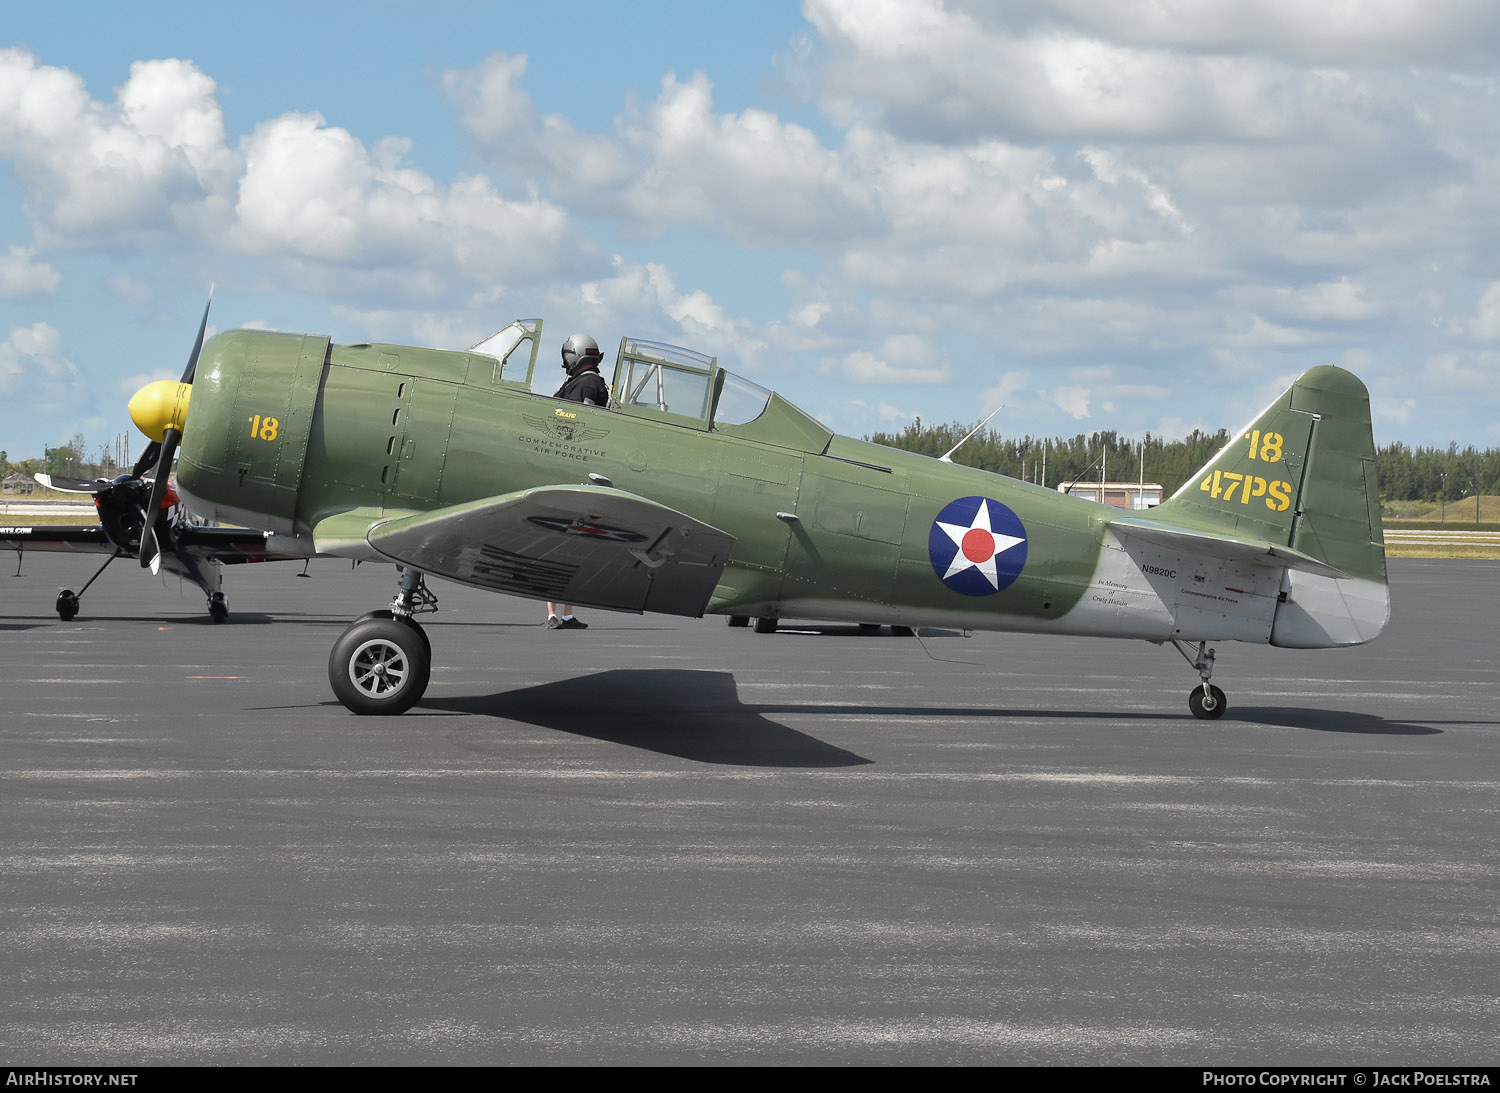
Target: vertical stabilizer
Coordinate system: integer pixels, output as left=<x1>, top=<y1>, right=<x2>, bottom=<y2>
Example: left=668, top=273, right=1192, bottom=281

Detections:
left=1150, top=366, right=1388, bottom=646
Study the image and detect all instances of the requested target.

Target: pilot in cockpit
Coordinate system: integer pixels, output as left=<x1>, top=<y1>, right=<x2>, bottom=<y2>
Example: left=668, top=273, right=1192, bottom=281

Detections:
left=552, top=333, right=608, bottom=407
left=546, top=333, right=608, bottom=630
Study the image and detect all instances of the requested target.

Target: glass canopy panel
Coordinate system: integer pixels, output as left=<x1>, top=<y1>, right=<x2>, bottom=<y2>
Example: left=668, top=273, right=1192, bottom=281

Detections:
left=621, top=360, right=712, bottom=419
left=469, top=319, right=540, bottom=385
left=713, top=371, right=773, bottom=426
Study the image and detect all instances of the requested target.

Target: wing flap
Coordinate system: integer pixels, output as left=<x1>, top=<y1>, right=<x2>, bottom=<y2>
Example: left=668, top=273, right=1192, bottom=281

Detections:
left=1110, top=516, right=1350, bottom=579
left=352, top=486, right=736, bottom=617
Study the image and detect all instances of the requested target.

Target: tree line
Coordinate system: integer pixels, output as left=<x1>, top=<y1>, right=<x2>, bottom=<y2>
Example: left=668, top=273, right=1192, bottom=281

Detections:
left=868, top=420, right=1500, bottom=502
left=0, top=433, right=130, bottom=486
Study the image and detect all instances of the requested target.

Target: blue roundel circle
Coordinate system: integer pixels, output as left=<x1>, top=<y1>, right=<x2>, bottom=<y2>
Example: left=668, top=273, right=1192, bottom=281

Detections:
left=927, top=496, right=1029, bottom=596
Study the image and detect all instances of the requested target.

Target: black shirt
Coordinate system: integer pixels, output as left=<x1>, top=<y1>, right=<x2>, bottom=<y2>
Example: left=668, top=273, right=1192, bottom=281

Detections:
left=554, top=367, right=608, bottom=406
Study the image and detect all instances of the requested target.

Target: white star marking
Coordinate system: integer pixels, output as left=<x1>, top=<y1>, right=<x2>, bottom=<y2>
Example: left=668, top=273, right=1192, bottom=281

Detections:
left=935, top=499, right=1026, bottom=589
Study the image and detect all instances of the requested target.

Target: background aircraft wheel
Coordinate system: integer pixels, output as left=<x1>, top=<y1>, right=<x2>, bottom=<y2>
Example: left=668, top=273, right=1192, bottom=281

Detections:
left=727, top=615, right=750, bottom=628
left=208, top=594, right=228, bottom=624
left=352, top=608, right=432, bottom=660
left=858, top=623, right=881, bottom=633
left=55, top=590, right=79, bottom=622
left=890, top=625, right=915, bottom=637
left=329, top=617, right=431, bottom=715
left=1188, top=684, right=1227, bottom=721
left=753, top=617, right=778, bottom=634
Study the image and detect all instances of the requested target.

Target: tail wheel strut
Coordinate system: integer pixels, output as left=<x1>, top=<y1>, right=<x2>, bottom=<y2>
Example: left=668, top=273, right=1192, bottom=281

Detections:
left=1173, top=639, right=1227, bottom=721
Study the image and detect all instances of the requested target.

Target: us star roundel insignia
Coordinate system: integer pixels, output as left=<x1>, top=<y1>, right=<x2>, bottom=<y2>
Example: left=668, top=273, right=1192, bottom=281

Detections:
left=927, top=496, right=1028, bottom=596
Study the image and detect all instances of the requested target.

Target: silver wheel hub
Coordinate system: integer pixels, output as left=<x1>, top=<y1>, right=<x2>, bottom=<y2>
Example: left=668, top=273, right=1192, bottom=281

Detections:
left=348, top=638, right=409, bottom=698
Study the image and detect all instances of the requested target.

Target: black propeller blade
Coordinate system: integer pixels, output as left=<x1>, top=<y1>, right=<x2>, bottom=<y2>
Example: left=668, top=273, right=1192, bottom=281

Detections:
left=138, top=290, right=212, bottom=571
left=182, top=289, right=211, bottom=385
left=130, top=441, right=160, bottom=480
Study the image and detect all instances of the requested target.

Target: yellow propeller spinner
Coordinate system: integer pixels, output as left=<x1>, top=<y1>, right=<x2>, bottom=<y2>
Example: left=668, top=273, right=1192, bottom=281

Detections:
left=128, top=380, right=193, bottom=442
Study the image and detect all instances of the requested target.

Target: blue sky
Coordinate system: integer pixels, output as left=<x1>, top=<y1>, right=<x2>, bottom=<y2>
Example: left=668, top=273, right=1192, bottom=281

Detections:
left=6, top=0, right=1500, bottom=463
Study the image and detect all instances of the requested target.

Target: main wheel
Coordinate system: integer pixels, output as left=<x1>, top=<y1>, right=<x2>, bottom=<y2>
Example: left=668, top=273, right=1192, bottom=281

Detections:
left=208, top=594, right=228, bottom=624
left=890, top=625, right=915, bottom=637
left=753, top=617, right=778, bottom=634
left=726, top=615, right=750, bottom=628
left=329, top=617, right=431, bottom=715
left=55, top=590, right=79, bottom=622
left=858, top=623, right=881, bottom=633
left=1188, top=684, right=1227, bottom=720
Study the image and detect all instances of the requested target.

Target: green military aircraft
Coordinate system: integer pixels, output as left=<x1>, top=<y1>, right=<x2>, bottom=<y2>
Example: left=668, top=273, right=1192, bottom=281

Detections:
left=126, top=313, right=1387, bottom=719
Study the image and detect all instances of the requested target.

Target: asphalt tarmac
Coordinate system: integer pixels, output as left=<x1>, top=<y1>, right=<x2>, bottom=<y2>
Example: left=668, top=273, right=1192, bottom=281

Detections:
left=1, top=553, right=1497, bottom=1065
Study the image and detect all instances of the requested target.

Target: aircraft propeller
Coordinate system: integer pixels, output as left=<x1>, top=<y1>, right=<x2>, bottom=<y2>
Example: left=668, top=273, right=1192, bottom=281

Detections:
left=127, top=289, right=212, bottom=573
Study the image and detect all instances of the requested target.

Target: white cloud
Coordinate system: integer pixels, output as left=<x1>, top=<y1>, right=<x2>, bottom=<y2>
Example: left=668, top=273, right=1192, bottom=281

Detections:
left=1052, top=384, right=1092, bottom=419
left=1040, top=0, right=1500, bottom=65
left=0, top=51, right=230, bottom=243
left=839, top=350, right=948, bottom=384
left=1225, top=314, right=1327, bottom=348
left=231, top=113, right=579, bottom=295
left=0, top=322, right=80, bottom=405
left=103, top=274, right=152, bottom=308
left=979, top=370, right=1029, bottom=408
left=0, top=49, right=594, bottom=317
left=1470, top=281, right=1500, bottom=339
left=1236, top=277, right=1381, bottom=321
left=0, top=245, right=60, bottom=297
left=803, top=0, right=1426, bottom=144
left=1425, top=351, right=1489, bottom=387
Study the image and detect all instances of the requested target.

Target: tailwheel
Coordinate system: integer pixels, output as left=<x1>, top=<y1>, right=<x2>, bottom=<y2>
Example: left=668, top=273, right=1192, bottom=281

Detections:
left=1188, top=684, right=1227, bottom=721
left=726, top=615, right=750, bottom=628
left=1173, top=640, right=1227, bottom=721
left=753, top=616, right=778, bottom=633
left=56, top=590, right=79, bottom=622
left=208, top=593, right=229, bottom=624
left=329, top=616, right=431, bottom=715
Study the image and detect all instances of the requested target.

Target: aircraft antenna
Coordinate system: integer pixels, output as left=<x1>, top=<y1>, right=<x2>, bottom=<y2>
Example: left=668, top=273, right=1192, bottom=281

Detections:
left=938, top=404, right=1005, bottom=464
left=1060, top=453, right=1106, bottom=497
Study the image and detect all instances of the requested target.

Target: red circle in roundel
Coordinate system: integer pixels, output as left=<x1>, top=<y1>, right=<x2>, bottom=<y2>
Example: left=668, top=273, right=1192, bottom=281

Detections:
left=961, top=527, right=995, bottom=563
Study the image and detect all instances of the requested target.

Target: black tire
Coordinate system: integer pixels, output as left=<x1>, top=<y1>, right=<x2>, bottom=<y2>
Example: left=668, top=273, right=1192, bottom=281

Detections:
left=858, top=623, right=881, bottom=633
left=56, top=590, right=78, bottom=622
left=1188, top=684, right=1227, bottom=721
left=208, top=595, right=228, bottom=624
left=726, top=615, right=750, bottom=628
left=753, top=617, right=778, bottom=634
left=328, top=617, right=431, bottom=715
left=889, top=625, right=915, bottom=637
left=353, top=608, right=431, bottom=660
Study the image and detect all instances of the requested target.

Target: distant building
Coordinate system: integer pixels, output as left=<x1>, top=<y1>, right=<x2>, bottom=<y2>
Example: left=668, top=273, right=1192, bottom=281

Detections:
left=1058, top=480, right=1164, bottom=509
left=3, top=472, right=36, bottom=494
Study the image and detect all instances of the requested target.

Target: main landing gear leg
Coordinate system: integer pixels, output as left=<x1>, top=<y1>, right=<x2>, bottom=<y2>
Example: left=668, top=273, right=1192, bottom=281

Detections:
left=1173, top=639, right=1227, bottom=721
left=328, top=568, right=436, bottom=715
left=55, top=549, right=126, bottom=622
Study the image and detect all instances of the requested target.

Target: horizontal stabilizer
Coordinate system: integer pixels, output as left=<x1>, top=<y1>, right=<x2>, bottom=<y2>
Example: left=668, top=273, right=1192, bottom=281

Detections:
left=1109, top=517, right=1349, bottom=579
left=331, top=485, right=737, bottom=617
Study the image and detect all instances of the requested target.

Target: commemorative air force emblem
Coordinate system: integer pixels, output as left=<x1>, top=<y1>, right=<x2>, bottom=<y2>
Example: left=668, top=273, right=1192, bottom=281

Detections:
left=928, top=496, right=1028, bottom=596
left=522, top=414, right=611, bottom=444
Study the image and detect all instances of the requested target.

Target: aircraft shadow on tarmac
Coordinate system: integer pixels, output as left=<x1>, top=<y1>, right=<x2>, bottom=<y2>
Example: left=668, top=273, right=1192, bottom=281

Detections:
left=421, top=669, right=1456, bottom=765
left=425, top=669, right=873, bottom=768
left=1229, top=706, right=1449, bottom=735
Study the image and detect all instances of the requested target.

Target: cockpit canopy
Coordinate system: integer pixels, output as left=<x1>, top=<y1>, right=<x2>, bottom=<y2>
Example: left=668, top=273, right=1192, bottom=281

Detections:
left=468, top=319, right=832, bottom=455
